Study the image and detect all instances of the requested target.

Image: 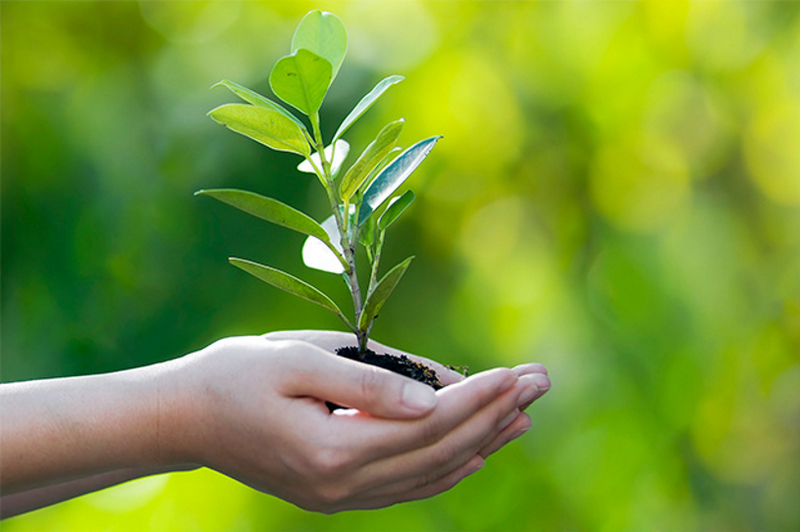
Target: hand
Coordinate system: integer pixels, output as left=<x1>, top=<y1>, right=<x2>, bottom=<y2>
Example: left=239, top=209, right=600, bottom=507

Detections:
left=263, top=330, right=551, bottom=460
left=172, top=334, right=550, bottom=512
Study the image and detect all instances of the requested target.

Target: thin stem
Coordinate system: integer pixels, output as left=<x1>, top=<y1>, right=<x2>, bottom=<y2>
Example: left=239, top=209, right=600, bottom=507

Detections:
left=309, top=111, right=366, bottom=352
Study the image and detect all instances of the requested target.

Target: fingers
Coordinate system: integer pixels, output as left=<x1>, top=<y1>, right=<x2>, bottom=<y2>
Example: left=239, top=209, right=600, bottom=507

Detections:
left=277, top=341, right=439, bottom=419
left=337, top=368, right=518, bottom=460
left=350, top=455, right=485, bottom=510
left=478, top=412, right=532, bottom=458
left=357, top=372, right=524, bottom=492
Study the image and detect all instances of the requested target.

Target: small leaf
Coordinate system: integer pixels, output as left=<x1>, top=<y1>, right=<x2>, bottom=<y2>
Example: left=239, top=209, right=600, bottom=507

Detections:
left=340, top=119, right=405, bottom=201
left=333, top=75, right=404, bottom=142
left=359, top=215, right=376, bottom=249
left=358, top=256, right=414, bottom=330
left=291, top=10, right=348, bottom=80
left=378, top=190, right=416, bottom=231
left=230, top=258, right=349, bottom=324
left=213, top=80, right=308, bottom=133
left=358, top=136, right=441, bottom=226
left=269, top=49, right=332, bottom=116
left=195, top=189, right=330, bottom=243
left=297, top=139, right=350, bottom=177
left=303, top=214, right=346, bottom=274
left=208, top=104, right=310, bottom=156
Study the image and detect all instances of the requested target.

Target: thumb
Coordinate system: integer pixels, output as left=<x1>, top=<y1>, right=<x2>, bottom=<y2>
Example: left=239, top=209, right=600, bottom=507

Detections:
left=284, top=343, right=438, bottom=419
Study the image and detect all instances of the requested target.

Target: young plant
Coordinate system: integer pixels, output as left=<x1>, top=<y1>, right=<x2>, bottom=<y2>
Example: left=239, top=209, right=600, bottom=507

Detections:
left=196, top=11, right=440, bottom=356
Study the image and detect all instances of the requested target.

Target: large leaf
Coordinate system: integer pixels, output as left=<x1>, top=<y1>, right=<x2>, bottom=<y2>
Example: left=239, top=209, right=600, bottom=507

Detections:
left=195, top=189, right=330, bottom=243
left=339, top=119, right=405, bottom=201
left=208, top=104, right=310, bottom=156
left=358, top=256, right=414, bottom=330
left=269, top=49, right=332, bottom=116
left=378, top=190, right=416, bottom=231
left=358, top=136, right=441, bottom=226
left=229, top=258, right=349, bottom=324
left=291, top=10, right=348, bottom=80
left=297, top=139, right=350, bottom=177
left=332, top=75, right=404, bottom=142
left=212, top=79, right=308, bottom=132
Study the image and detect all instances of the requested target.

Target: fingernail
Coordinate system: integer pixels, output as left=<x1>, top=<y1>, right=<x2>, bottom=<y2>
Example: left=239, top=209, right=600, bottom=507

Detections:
left=498, top=372, right=518, bottom=394
left=531, top=373, right=550, bottom=391
left=517, top=383, right=539, bottom=408
left=510, top=423, right=531, bottom=441
left=402, top=382, right=437, bottom=411
left=498, top=410, right=519, bottom=431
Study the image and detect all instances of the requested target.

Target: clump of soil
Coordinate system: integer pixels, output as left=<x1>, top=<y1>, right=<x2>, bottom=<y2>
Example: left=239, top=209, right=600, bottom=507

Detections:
left=327, top=346, right=444, bottom=412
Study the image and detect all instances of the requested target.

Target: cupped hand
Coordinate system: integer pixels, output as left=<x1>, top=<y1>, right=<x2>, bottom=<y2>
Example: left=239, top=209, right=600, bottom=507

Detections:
left=173, top=334, right=550, bottom=512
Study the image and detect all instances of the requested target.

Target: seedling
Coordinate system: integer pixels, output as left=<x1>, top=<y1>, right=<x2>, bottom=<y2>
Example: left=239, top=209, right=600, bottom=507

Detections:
left=196, top=11, right=440, bottom=356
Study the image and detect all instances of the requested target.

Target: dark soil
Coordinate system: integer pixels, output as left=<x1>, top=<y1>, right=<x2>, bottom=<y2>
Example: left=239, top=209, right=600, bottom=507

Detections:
left=327, top=346, right=444, bottom=412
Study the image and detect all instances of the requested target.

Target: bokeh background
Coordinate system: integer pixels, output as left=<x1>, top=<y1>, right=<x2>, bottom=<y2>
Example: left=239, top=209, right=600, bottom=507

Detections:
left=2, top=1, right=799, bottom=530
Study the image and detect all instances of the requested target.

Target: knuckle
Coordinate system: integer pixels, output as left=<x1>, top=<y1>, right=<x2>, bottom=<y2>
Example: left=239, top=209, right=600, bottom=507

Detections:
left=418, top=419, right=445, bottom=447
left=428, top=444, right=458, bottom=470
left=309, top=447, right=350, bottom=478
left=359, top=366, right=385, bottom=401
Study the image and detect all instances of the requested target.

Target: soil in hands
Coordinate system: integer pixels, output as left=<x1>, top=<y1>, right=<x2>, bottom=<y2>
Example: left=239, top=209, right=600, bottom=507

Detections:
left=327, top=346, right=444, bottom=412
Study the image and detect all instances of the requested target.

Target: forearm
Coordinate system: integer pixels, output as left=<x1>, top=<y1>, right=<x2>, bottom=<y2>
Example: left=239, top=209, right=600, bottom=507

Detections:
left=0, top=465, right=184, bottom=519
left=0, top=360, right=198, bottom=496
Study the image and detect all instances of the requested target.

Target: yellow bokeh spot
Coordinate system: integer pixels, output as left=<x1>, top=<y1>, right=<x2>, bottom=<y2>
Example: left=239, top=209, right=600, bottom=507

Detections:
left=590, top=133, right=690, bottom=232
left=745, top=100, right=800, bottom=205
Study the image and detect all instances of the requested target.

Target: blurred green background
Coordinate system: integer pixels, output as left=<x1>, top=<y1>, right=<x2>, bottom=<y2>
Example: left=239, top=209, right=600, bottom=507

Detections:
left=2, top=1, right=799, bottom=530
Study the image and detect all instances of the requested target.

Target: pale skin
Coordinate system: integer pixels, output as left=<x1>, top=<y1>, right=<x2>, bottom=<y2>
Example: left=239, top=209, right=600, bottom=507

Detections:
left=0, top=330, right=550, bottom=517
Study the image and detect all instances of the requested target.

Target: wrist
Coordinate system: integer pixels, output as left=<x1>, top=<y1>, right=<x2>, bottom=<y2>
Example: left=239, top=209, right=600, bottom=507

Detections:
left=148, top=355, right=207, bottom=470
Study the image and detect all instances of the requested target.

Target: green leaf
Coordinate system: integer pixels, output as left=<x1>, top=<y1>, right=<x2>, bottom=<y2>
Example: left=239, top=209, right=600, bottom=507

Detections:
left=340, top=119, right=405, bottom=201
left=359, top=215, right=376, bottom=249
left=291, top=10, right=348, bottom=80
left=195, top=189, right=330, bottom=243
left=378, top=190, right=416, bottom=231
left=269, top=49, right=332, bottom=116
left=358, top=136, right=441, bottom=226
left=212, top=79, right=308, bottom=133
left=229, top=258, right=350, bottom=325
left=333, top=75, right=404, bottom=142
left=358, top=256, right=414, bottom=330
left=208, top=104, right=310, bottom=156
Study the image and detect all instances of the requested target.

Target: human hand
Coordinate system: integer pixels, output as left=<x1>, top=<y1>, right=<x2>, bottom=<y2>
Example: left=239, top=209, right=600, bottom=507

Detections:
left=262, top=330, right=551, bottom=460
left=166, top=334, right=549, bottom=512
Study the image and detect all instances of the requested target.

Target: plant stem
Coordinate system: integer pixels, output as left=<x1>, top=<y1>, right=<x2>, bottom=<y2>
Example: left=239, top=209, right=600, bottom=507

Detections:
left=309, top=112, right=368, bottom=355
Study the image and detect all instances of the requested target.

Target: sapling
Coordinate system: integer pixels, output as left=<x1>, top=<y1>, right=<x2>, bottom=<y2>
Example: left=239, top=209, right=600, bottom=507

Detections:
left=196, top=11, right=440, bottom=361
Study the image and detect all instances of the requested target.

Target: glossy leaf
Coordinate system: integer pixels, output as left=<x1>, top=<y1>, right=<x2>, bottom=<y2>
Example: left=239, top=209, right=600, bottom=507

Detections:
left=358, top=256, right=414, bottom=330
left=194, top=189, right=330, bottom=243
left=269, top=49, right=332, bottom=116
left=291, top=10, right=348, bottom=80
left=212, top=79, right=308, bottom=133
left=378, top=190, right=416, bottom=231
left=208, top=104, right=310, bottom=156
left=358, top=136, right=441, bottom=226
left=229, top=258, right=348, bottom=324
left=297, top=139, right=350, bottom=177
left=332, top=75, right=404, bottom=142
left=340, top=119, right=405, bottom=201
left=303, top=214, right=345, bottom=274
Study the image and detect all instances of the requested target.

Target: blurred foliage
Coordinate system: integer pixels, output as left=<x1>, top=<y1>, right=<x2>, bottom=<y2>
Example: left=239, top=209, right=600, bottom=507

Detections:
left=2, top=1, right=799, bottom=531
